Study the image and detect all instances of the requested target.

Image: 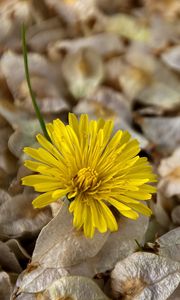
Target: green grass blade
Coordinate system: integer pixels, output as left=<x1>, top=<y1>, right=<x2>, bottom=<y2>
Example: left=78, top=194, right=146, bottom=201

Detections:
left=21, top=24, right=51, bottom=142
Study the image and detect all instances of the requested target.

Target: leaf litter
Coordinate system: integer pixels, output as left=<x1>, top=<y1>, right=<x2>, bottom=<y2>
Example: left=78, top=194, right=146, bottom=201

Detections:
left=0, top=0, right=179, bottom=299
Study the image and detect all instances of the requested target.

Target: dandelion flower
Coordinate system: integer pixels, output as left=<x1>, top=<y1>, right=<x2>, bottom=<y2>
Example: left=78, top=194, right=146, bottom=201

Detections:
left=22, top=113, right=156, bottom=238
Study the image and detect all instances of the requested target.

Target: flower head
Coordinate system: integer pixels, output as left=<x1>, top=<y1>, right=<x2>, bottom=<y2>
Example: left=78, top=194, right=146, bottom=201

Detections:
left=22, top=113, right=156, bottom=238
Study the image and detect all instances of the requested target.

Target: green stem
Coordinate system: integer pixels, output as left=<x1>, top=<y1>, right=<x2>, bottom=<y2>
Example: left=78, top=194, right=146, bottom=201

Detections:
left=21, top=24, right=51, bottom=142
left=135, top=239, right=143, bottom=251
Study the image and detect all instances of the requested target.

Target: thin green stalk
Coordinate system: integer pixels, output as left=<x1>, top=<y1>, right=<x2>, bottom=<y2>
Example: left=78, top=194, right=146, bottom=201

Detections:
left=21, top=24, right=51, bottom=142
left=135, top=239, right=143, bottom=251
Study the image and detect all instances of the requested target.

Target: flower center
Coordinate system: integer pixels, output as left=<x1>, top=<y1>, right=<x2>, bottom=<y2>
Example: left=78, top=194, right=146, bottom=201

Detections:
left=73, top=167, right=98, bottom=192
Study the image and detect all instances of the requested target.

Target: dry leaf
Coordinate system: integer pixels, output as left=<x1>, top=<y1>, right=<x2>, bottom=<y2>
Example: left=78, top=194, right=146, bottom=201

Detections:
left=62, top=48, right=104, bottom=98
left=32, top=200, right=109, bottom=269
left=156, top=227, right=180, bottom=262
left=43, top=276, right=110, bottom=300
left=137, top=116, right=180, bottom=154
left=93, top=214, right=149, bottom=273
left=158, top=148, right=180, bottom=197
left=111, top=252, right=180, bottom=300
left=0, top=189, right=51, bottom=239
left=0, top=271, right=12, bottom=300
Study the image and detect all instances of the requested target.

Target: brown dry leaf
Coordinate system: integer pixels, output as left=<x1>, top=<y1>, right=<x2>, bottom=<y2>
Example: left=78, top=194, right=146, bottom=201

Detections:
left=144, top=0, right=180, bottom=20
left=111, top=252, right=180, bottom=300
left=1, top=51, right=69, bottom=114
left=0, top=0, right=34, bottom=50
left=0, top=189, right=51, bottom=239
left=137, top=116, right=180, bottom=155
left=44, top=0, right=97, bottom=25
left=158, top=147, right=180, bottom=197
left=136, top=81, right=180, bottom=112
left=49, top=33, right=124, bottom=58
left=27, top=18, right=65, bottom=53
left=0, top=241, right=22, bottom=273
left=43, top=276, right=110, bottom=300
left=156, top=227, right=180, bottom=262
left=171, top=206, right=180, bottom=225
left=161, top=45, right=180, bottom=72
left=32, top=200, right=109, bottom=269
left=74, top=86, right=132, bottom=123
left=168, top=285, right=180, bottom=300
left=74, top=87, right=149, bottom=149
left=96, top=0, right=135, bottom=13
left=92, top=214, right=149, bottom=273
left=119, top=64, right=152, bottom=101
left=152, top=192, right=172, bottom=230
left=0, top=100, right=42, bottom=158
left=15, top=266, right=68, bottom=295
left=0, top=271, right=12, bottom=300
left=62, top=48, right=104, bottom=98
left=105, top=14, right=150, bottom=42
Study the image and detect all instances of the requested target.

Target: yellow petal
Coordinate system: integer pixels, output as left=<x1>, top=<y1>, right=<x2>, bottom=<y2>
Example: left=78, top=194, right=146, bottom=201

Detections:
left=32, top=191, right=54, bottom=208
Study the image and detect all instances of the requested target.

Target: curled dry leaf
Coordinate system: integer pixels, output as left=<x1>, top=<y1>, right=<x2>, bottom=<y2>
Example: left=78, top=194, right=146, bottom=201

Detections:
left=62, top=48, right=104, bottom=99
left=92, top=214, right=149, bottom=273
left=161, top=45, right=180, bottom=72
left=1, top=51, right=69, bottom=114
left=15, top=266, right=68, bottom=294
left=15, top=201, right=109, bottom=293
left=144, top=0, right=180, bottom=20
left=119, top=64, right=152, bottom=101
left=111, top=252, right=180, bottom=300
left=44, top=0, right=97, bottom=25
left=105, top=13, right=150, bottom=42
left=158, top=148, right=180, bottom=197
left=32, top=200, right=109, bottom=269
left=136, top=81, right=180, bottom=112
left=152, top=192, right=172, bottom=229
left=168, top=285, right=180, bottom=300
left=0, top=189, right=51, bottom=239
left=6, top=238, right=31, bottom=261
left=27, top=18, right=65, bottom=53
left=0, top=271, right=12, bottom=300
left=74, top=86, right=132, bottom=124
left=137, top=116, right=180, bottom=155
left=0, top=126, right=13, bottom=154
left=156, top=227, right=180, bottom=262
left=50, top=33, right=124, bottom=58
left=43, top=276, right=110, bottom=300
left=171, top=206, right=180, bottom=225
left=74, top=88, right=149, bottom=149
left=0, top=241, right=22, bottom=273
left=8, top=119, right=41, bottom=158
left=96, top=0, right=135, bottom=13
left=0, top=0, right=33, bottom=49
left=0, top=100, right=42, bottom=158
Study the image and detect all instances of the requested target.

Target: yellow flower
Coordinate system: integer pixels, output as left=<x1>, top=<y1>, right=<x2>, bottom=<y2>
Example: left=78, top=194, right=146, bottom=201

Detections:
left=22, top=113, right=156, bottom=238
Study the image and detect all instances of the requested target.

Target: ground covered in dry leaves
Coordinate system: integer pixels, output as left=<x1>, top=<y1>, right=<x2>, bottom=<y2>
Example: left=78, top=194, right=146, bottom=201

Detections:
left=0, top=0, right=180, bottom=299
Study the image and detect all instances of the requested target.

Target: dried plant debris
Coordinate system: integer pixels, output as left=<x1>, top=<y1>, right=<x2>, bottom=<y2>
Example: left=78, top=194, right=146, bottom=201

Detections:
left=0, top=189, right=51, bottom=239
left=49, top=33, right=124, bottom=58
left=158, top=148, right=180, bottom=198
left=43, top=276, right=110, bottom=300
left=111, top=252, right=180, bottom=300
left=161, top=45, right=180, bottom=72
left=0, top=271, right=12, bottom=300
left=137, top=117, right=180, bottom=155
left=15, top=276, right=110, bottom=300
left=62, top=48, right=104, bottom=99
left=156, top=227, right=180, bottom=262
left=0, top=0, right=180, bottom=299
left=31, top=201, right=109, bottom=269
left=1, top=52, right=69, bottom=114
left=93, top=214, right=149, bottom=274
